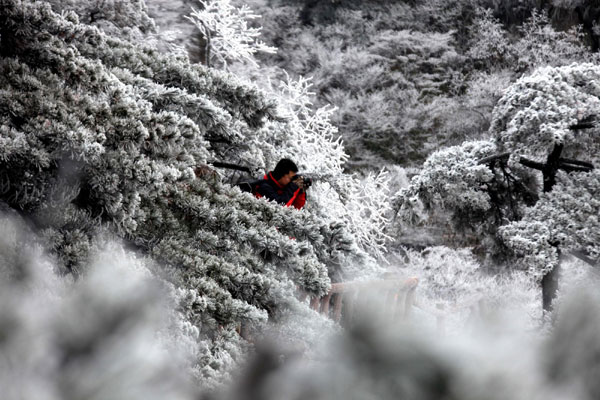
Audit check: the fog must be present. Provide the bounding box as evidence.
[1,210,599,400]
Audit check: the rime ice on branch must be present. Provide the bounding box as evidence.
[0,0,361,384]
[396,63,599,311]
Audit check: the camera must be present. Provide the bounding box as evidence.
[303,176,313,188]
[293,174,313,188]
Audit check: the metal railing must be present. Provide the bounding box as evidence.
[237,277,489,339]
[305,277,488,333]
[305,277,419,323]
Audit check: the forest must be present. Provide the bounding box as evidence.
[0,0,599,398]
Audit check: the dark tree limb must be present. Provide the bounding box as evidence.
[542,256,561,313]
[542,143,564,193]
[478,153,546,171]
[570,249,600,268]
[519,157,545,171]
[209,161,252,173]
[477,152,510,165]
[569,122,596,130]
[569,114,597,130]
[478,153,594,173]
[559,157,594,169]
[558,164,594,173]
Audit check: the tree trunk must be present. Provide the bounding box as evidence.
[542,143,563,193]
[540,143,563,312]
[542,254,560,313]
[300,0,320,25]
[575,6,600,53]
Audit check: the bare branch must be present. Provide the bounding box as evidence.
[559,158,594,169]
[518,157,545,171]
[569,114,597,130]
[476,152,510,165]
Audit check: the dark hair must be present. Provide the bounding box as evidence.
[272,158,298,180]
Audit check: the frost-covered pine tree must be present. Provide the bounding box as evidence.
[394,139,537,257]
[492,63,600,310]
[43,0,157,40]
[0,0,360,388]
[396,63,599,311]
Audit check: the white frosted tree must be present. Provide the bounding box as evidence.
[0,0,360,389]
[43,0,157,41]
[186,0,276,68]
[491,63,600,310]
[183,2,396,267]
[468,8,594,73]
[396,63,599,312]
[263,74,393,264]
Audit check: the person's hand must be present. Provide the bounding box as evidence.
[293,176,306,190]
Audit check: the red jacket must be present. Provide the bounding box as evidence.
[254,172,306,209]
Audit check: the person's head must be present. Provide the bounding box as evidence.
[272,158,298,186]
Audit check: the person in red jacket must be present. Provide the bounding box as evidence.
[254,159,307,209]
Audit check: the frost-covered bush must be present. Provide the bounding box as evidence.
[498,220,560,278]
[316,25,464,165]
[409,71,513,148]
[0,213,196,399]
[392,246,539,332]
[512,11,593,72]
[268,75,348,177]
[467,9,512,69]
[468,9,593,73]
[400,247,497,304]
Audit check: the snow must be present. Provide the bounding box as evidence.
[1,0,600,399]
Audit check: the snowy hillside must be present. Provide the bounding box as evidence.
[1,0,599,399]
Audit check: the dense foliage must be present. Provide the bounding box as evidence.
[397,63,599,282]
[2,0,600,397]
[231,0,596,168]
[0,0,361,387]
